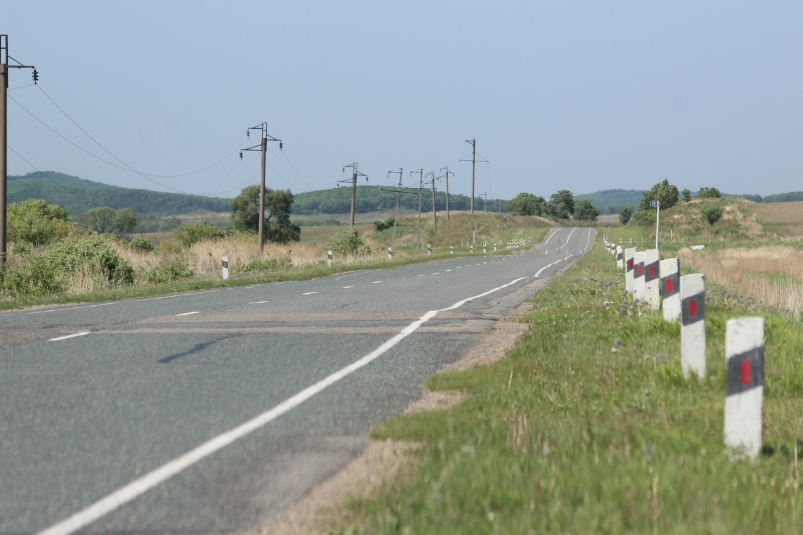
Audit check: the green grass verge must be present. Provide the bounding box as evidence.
[0,228,548,312]
[341,233,803,534]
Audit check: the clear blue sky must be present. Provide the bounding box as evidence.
[4,1,802,200]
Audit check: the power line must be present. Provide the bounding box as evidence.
[6,144,82,197]
[36,84,244,178]
[280,150,315,191]
[205,160,243,196]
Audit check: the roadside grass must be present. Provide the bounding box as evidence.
[0,230,547,312]
[339,235,803,534]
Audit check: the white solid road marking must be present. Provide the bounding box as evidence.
[433,273,439,275]
[36,276,529,535]
[176,312,199,316]
[48,332,90,342]
[372,281,382,284]
[342,286,354,289]
[302,292,317,295]
[28,290,221,315]
[249,301,268,304]
[534,255,573,278]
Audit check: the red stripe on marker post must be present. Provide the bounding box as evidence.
[680,274,706,381]
[625,248,636,295]
[659,258,680,321]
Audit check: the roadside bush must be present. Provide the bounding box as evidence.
[7,199,72,245]
[129,237,154,253]
[618,206,632,225]
[156,238,184,254]
[700,202,723,225]
[234,257,282,274]
[325,228,369,255]
[173,223,224,247]
[1,235,134,296]
[373,216,395,232]
[144,256,194,284]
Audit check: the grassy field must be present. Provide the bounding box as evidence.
[752,201,803,237]
[332,233,803,534]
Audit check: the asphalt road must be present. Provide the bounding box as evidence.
[0,226,593,535]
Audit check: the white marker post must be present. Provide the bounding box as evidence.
[633,251,645,302]
[388,247,393,260]
[616,246,624,270]
[450,245,454,254]
[724,317,764,459]
[625,247,636,294]
[221,256,229,280]
[494,244,497,252]
[644,249,660,310]
[681,274,706,381]
[427,244,432,256]
[327,250,333,267]
[470,245,474,254]
[659,258,680,321]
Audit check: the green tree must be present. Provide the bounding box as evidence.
[640,179,679,211]
[80,206,116,234]
[114,208,138,235]
[373,216,395,232]
[697,187,722,199]
[230,185,300,243]
[700,202,723,224]
[573,199,599,221]
[7,199,72,245]
[619,206,632,225]
[325,228,368,255]
[506,192,547,216]
[548,190,575,219]
[682,188,692,203]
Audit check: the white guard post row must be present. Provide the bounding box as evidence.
[222,256,229,280]
[660,258,680,320]
[643,249,660,310]
[633,252,645,302]
[724,317,764,459]
[625,247,636,294]
[681,274,706,381]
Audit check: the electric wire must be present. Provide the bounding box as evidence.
[204,160,243,196]
[280,150,315,191]
[36,84,244,178]
[6,144,83,198]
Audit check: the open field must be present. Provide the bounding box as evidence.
[752,201,803,237]
[332,234,803,534]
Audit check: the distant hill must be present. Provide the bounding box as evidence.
[8,171,231,215]
[575,189,644,214]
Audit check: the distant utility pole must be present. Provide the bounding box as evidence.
[440,166,453,221]
[460,138,488,214]
[387,168,403,253]
[425,171,439,230]
[243,122,282,252]
[340,162,367,227]
[410,169,423,249]
[0,35,36,266]
[479,192,488,211]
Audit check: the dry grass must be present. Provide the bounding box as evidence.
[678,245,803,315]
[752,201,803,236]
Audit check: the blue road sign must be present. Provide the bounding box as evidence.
[650,200,659,207]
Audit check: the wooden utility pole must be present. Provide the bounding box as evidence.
[243,122,281,252]
[440,166,453,221]
[426,171,438,230]
[410,169,423,249]
[0,36,36,266]
[340,162,367,228]
[460,139,488,216]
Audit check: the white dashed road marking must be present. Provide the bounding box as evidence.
[372,281,382,284]
[176,312,199,316]
[342,286,354,289]
[249,301,268,305]
[48,332,90,342]
[302,292,317,295]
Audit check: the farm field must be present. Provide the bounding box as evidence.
[752,201,803,237]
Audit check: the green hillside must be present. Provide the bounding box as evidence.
[291,185,503,215]
[8,171,231,215]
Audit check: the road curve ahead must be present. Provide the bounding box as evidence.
[0,227,593,534]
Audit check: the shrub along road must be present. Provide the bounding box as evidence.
[0,227,592,534]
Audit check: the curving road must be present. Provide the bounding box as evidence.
[0,227,593,535]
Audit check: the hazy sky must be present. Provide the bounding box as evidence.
[4,2,802,200]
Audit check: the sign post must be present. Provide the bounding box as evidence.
[650,200,660,249]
